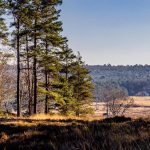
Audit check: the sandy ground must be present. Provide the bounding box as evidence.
[93,96,150,118]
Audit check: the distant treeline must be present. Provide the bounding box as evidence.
[86,65,150,99]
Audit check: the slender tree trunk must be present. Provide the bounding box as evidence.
[26,34,32,115]
[106,101,109,118]
[45,70,48,114]
[64,57,68,99]
[76,67,80,117]
[33,19,37,114]
[17,18,21,117]
[45,40,48,114]
[31,73,34,114]
[65,57,68,81]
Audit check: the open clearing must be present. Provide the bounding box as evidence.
[93,96,150,118]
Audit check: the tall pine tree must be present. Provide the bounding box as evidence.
[59,45,76,115]
[71,52,94,116]
[38,0,67,114]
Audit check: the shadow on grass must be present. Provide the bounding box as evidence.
[0,116,150,150]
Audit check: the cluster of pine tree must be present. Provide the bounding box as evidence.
[0,0,93,116]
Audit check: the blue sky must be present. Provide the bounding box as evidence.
[60,0,150,65]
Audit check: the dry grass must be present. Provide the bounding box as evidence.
[29,114,83,121]
[0,114,102,128]
[123,96,150,118]
[132,96,150,106]
[0,97,150,149]
[0,116,150,150]
[94,96,150,118]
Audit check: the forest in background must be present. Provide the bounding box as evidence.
[87,65,150,100]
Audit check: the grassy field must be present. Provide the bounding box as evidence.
[0,115,150,150]
[94,96,150,118]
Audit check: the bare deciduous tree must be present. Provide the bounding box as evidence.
[0,52,15,111]
[101,85,134,117]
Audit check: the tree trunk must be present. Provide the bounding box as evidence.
[17,18,21,117]
[106,101,109,118]
[33,19,37,114]
[45,71,48,114]
[45,40,48,114]
[65,57,68,81]
[26,34,32,115]
[76,68,80,117]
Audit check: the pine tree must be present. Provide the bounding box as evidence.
[19,2,33,115]
[38,49,62,113]
[23,0,47,114]
[58,45,76,115]
[71,52,94,116]
[8,0,26,117]
[38,0,67,114]
[8,0,33,116]
[60,46,76,81]
[30,0,40,114]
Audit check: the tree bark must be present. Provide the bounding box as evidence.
[17,18,21,117]
[45,40,48,114]
[26,34,32,115]
[33,19,37,114]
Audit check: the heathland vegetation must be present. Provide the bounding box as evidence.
[0,115,150,150]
